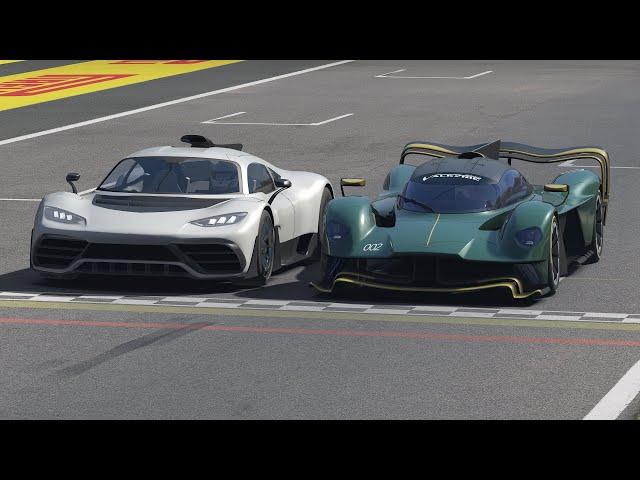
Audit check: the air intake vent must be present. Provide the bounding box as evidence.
[177,243,242,273]
[34,237,87,268]
[82,244,178,261]
[93,195,229,212]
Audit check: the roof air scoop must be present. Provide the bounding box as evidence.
[180,135,243,151]
[458,139,502,160]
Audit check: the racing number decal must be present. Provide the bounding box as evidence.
[363,243,383,252]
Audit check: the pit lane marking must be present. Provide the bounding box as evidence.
[203,112,353,126]
[376,68,493,79]
[584,359,640,420]
[0,60,355,146]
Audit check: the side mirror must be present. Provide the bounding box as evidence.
[66,172,80,194]
[340,178,366,196]
[275,178,292,188]
[544,183,568,193]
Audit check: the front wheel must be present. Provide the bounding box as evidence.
[313,187,334,261]
[247,210,275,286]
[586,194,604,263]
[546,216,561,294]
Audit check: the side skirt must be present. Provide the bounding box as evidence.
[275,233,318,269]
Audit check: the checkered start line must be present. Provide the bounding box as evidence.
[1,291,639,324]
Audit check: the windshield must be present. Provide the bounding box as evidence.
[98,157,240,194]
[399,170,532,214]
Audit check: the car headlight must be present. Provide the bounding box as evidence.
[44,206,86,225]
[190,212,247,227]
[515,227,543,247]
[326,221,350,241]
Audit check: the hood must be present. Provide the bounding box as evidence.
[380,211,488,256]
[353,207,516,260]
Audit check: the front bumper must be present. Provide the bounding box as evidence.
[311,256,547,299]
[31,232,250,280]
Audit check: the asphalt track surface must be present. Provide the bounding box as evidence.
[1,60,640,419]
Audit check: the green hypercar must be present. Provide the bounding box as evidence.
[312,140,610,299]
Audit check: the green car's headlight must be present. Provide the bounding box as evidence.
[326,221,350,244]
[44,206,86,225]
[515,227,543,247]
[191,212,247,227]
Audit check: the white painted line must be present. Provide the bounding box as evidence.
[581,312,628,319]
[194,302,243,308]
[31,295,77,302]
[448,311,496,318]
[366,308,412,315]
[375,69,407,77]
[0,198,40,202]
[244,299,290,306]
[0,60,355,147]
[77,295,124,300]
[498,309,544,316]
[537,314,585,321]
[205,111,247,122]
[279,305,326,312]
[465,71,494,79]
[311,113,354,126]
[160,296,210,303]
[376,68,493,80]
[112,299,159,305]
[412,306,458,312]
[584,359,640,420]
[328,303,374,309]
[203,112,353,126]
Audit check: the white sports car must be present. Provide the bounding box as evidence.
[31,135,334,285]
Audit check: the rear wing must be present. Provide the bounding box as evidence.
[400,140,610,208]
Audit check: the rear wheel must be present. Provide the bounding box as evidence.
[586,194,604,263]
[546,216,561,294]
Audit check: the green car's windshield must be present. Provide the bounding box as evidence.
[399,170,532,214]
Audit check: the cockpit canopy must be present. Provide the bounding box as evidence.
[399,157,533,213]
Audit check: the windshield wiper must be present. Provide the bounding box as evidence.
[398,195,435,213]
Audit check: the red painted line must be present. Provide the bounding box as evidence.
[1,316,640,347]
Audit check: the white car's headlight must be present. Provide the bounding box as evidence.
[190,212,247,227]
[44,206,86,225]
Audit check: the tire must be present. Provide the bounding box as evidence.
[546,216,561,294]
[249,210,276,286]
[586,193,604,263]
[313,187,334,260]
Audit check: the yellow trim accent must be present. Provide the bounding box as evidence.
[311,272,543,299]
[0,60,23,65]
[544,183,569,192]
[340,178,366,186]
[426,213,440,246]
[405,143,458,156]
